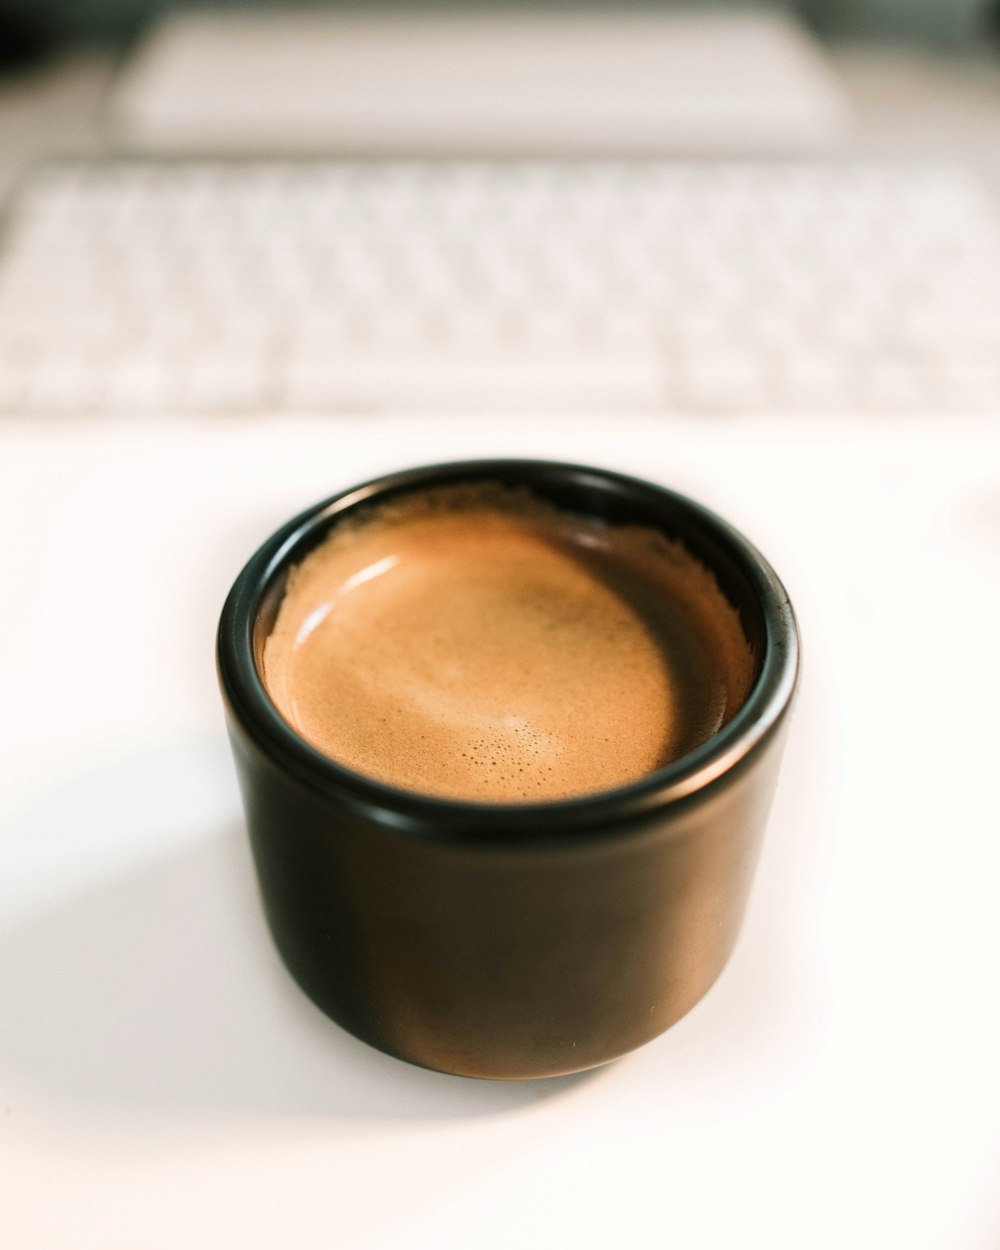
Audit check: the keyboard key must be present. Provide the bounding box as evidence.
[283,350,664,411]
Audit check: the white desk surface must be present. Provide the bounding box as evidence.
[1,411,998,1249]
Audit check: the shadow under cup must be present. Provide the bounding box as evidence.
[218,460,799,1080]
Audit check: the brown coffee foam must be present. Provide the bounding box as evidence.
[262,483,754,802]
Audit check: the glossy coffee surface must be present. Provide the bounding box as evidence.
[262,483,754,801]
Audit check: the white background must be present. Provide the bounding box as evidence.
[1,411,998,1248]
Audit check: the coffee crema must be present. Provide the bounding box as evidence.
[262,483,754,803]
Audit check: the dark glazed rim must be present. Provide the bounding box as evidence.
[217,460,799,842]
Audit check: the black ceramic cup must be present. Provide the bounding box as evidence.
[218,460,798,1080]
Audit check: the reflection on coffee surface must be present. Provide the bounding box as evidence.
[262,483,754,802]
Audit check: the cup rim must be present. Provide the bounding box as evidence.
[217,458,799,841]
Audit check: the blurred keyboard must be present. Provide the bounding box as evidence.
[2,159,1000,413]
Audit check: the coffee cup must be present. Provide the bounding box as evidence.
[217,460,799,1079]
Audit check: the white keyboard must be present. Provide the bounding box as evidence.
[2,159,1000,414]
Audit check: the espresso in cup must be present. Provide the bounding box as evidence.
[220,461,798,1077]
[262,483,755,802]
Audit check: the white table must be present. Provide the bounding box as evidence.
[1,411,998,1248]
